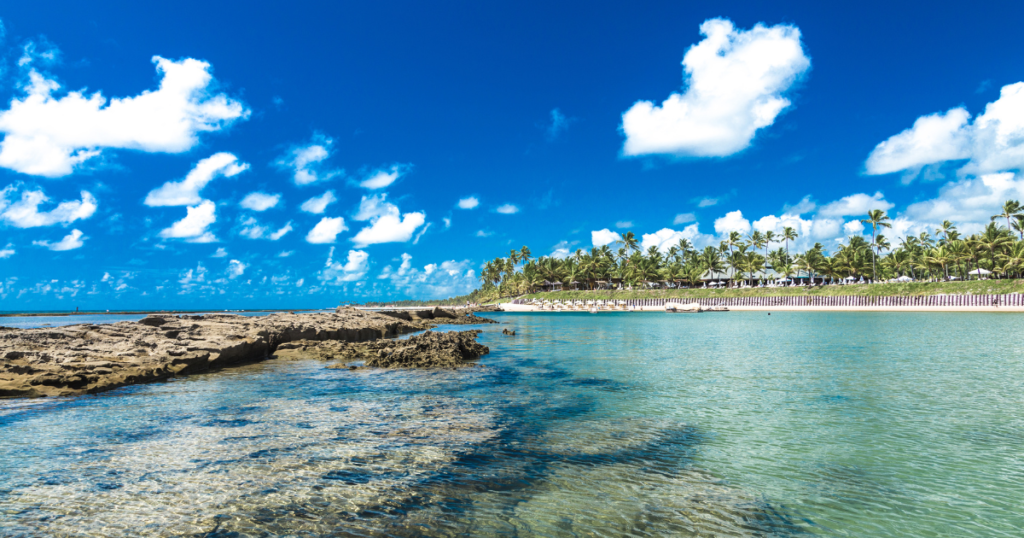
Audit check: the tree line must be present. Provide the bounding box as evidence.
[478,201,1024,298]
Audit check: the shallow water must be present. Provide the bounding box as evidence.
[2,311,1023,536]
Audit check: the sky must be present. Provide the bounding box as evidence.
[2,0,1024,310]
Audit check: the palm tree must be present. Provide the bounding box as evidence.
[616,231,639,254]
[992,200,1022,232]
[935,220,957,245]
[1012,215,1024,240]
[519,246,532,264]
[782,226,798,261]
[860,209,892,280]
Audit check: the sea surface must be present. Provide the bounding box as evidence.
[1,311,1023,536]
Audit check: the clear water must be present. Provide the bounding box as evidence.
[1,311,1023,536]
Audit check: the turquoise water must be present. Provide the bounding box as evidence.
[1,312,1023,536]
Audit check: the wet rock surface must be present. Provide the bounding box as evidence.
[0,309,495,399]
[275,330,489,369]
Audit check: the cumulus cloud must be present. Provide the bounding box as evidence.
[32,228,84,251]
[713,210,751,235]
[159,199,217,242]
[0,186,96,227]
[903,172,1024,231]
[239,191,280,211]
[238,216,267,239]
[550,240,577,259]
[475,230,493,238]
[300,190,337,214]
[350,194,426,247]
[0,245,14,258]
[377,253,477,299]
[0,56,249,177]
[145,152,248,206]
[457,196,479,209]
[816,192,893,217]
[591,228,622,248]
[321,247,369,283]
[352,213,426,247]
[673,212,696,224]
[641,226,713,252]
[359,164,408,189]
[275,133,341,185]
[306,216,347,244]
[227,259,246,278]
[615,220,633,229]
[496,204,519,214]
[866,82,1024,179]
[211,247,228,258]
[621,18,810,158]
[843,220,865,235]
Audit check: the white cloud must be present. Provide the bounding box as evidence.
[211,247,228,258]
[352,212,426,247]
[697,197,719,208]
[816,192,893,218]
[296,278,304,287]
[641,225,714,252]
[377,254,477,298]
[496,204,519,214]
[783,195,816,215]
[475,230,493,238]
[239,191,280,211]
[615,220,633,229]
[443,217,451,228]
[0,56,249,178]
[238,216,267,239]
[866,82,1024,178]
[843,220,865,235]
[276,133,341,185]
[306,216,347,244]
[713,210,751,235]
[145,152,248,206]
[903,172,1024,229]
[159,199,216,242]
[32,228,84,251]
[591,228,622,248]
[321,247,369,283]
[0,245,14,258]
[269,221,292,240]
[300,190,336,214]
[359,164,408,189]
[348,194,426,247]
[673,212,696,224]
[457,196,479,209]
[749,212,842,250]
[550,240,576,259]
[0,186,96,227]
[227,259,246,278]
[865,108,971,177]
[621,18,810,157]
[277,250,293,258]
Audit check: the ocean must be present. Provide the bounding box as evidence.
[1,311,1022,536]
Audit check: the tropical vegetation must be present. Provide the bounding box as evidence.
[475,202,1024,300]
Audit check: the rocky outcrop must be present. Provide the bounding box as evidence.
[362,330,488,368]
[0,310,423,399]
[274,330,489,369]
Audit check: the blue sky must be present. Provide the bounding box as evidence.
[2,1,1024,309]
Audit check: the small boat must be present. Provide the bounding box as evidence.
[705,305,729,312]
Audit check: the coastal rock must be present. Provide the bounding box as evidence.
[362,330,489,369]
[0,310,419,399]
[378,308,498,326]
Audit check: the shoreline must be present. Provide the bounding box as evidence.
[498,303,1024,313]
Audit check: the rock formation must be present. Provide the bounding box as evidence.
[0,308,495,399]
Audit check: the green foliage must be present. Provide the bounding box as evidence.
[358,202,1024,304]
